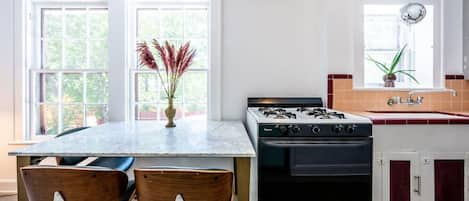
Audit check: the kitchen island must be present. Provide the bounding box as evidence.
[9,120,256,201]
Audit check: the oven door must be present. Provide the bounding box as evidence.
[258,137,373,201]
[259,137,373,176]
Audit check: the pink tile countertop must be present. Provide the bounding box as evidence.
[350,111,469,125]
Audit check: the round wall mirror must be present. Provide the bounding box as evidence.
[400,3,427,24]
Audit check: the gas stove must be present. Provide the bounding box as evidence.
[246,97,373,201]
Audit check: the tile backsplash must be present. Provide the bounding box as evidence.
[328,74,469,112]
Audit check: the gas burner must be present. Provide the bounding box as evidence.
[314,112,346,119]
[261,108,297,119]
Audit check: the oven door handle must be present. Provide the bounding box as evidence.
[261,140,370,148]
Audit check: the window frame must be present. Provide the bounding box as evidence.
[354,0,444,90]
[27,1,109,141]
[129,2,211,121]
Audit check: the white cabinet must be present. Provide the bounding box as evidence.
[373,125,469,201]
[376,152,469,201]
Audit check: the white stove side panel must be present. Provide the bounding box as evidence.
[246,111,258,201]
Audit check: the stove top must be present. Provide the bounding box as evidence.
[249,107,372,124]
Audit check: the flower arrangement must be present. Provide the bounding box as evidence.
[137,40,196,127]
[367,44,419,87]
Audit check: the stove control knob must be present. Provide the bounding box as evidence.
[332,125,344,133]
[311,126,321,134]
[278,125,289,135]
[292,126,301,133]
[346,125,357,133]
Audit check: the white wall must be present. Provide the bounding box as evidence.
[464,0,469,78]
[0,0,26,195]
[324,0,465,75]
[221,0,327,120]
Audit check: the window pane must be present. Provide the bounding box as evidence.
[137,9,160,40]
[37,104,58,135]
[136,73,158,102]
[63,105,84,131]
[184,9,208,38]
[64,39,87,69]
[364,15,399,50]
[86,73,108,104]
[89,9,108,39]
[37,73,58,103]
[190,39,208,69]
[363,4,434,88]
[161,9,184,38]
[135,5,209,120]
[183,72,207,103]
[86,105,108,126]
[136,104,157,120]
[65,9,86,39]
[43,39,62,69]
[42,9,62,39]
[62,73,83,103]
[184,103,207,120]
[89,39,109,69]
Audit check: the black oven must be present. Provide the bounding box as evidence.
[258,128,373,201]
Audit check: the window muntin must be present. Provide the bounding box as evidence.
[133,5,209,121]
[363,4,435,88]
[31,6,109,136]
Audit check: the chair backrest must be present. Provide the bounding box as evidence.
[55,127,90,165]
[135,168,233,201]
[21,166,128,201]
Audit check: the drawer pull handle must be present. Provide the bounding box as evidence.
[413,176,421,195]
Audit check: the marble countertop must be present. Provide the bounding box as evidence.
[9,120,256,158]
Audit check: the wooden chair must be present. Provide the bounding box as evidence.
[21,166,135,201]
[135,168,234,201]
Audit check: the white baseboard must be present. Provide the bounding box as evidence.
[0,179,17,196]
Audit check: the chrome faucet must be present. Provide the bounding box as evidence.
[387,89,457,106]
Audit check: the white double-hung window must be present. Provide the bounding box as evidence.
[130,1,210,121]
[22,0,219,140]
[356,0,443,89]
[29,1,109,137]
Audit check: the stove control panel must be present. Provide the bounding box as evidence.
[259,124,372,137]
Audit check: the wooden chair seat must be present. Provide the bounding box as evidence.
[21,166,134,201]
[135,167,234,201]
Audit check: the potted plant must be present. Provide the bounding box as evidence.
[137,40,196,128]
[367,44,419,87]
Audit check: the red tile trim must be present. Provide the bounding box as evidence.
[328,74,353,79]
[328,79,333,94]
[428,119,450,124]
[407,119,429,124]
[327,94,333,109]
[445,75,465,80]
[368,118,469,125]
[385,119,407,124]
[449,119,469,124]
